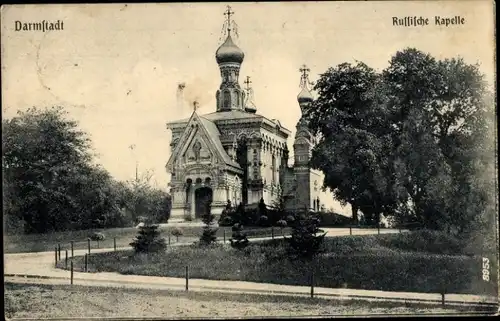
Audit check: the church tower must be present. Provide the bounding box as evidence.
[215,7,246,112]
[293,65,314,211]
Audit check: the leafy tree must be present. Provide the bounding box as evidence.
[303,48,494,235]
[285,212,326,259]
[2,106,108,233]
[130,221,167,253]
[304,62,397,226]
[199,201,218,246]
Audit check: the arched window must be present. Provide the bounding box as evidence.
[272,155,276,183]
[223,90,231,109]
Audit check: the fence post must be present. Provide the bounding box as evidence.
[70,260,74,285]
[114,237,117,251]
[377,225,380,235]
[168,235,171,245]
[71,241,74,258]
[58,244,61,260]
[97,240,99,249]
[349,226,352,235]
[441,292,445,306]
[84,254,88,272]
[271,226,274,240]
[185,266,189,291]
[87,238,91,254]
[55,246,58,267]
[65,250,68,269]
[223,228,226,243]
[310,270,314,298]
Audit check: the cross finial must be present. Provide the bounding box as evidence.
[299,64,311,89]
[193,100,199,111]
[224,6,234,35]
[244,76,252,91]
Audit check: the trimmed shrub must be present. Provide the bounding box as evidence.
[171,227,183,242]
[276,219,287,228]
[258,215,269,227]
[230,223,249,250]
[286,213,326,259]
[89,232,105,241]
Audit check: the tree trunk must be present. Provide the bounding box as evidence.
[351,205,358,223]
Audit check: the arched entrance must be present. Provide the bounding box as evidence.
[194,187,213,218]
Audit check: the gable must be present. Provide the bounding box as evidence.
[166,111,240,172]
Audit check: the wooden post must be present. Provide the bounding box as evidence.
[441,292,445,306]
[168,235,171,245]
[71,241,74,258]
[97,240,100,249]
[310,270,314,298]
[87,238,91,254]
[114,237,117,251]
[84,254,88,272]
[58,244,61,260]
[65,250,68,269]
[350,227,352,235]
[271,226,274,240]
[185,266,189,291]
[70,261,74,285]
[223,229,226,243]
[377,225,380,235]
[55,246,58,267]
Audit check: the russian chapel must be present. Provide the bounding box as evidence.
[166,7,350,219]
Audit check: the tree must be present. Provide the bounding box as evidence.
[303,48,494,235]
[304,62,397,226]
[285,212,326,259]
[2,106,112,233]
[199,201,218,246]
[130,222,167,253]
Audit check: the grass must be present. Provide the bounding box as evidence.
[61,230,498,297]
[4,224,291,253]
[6,282,488,319]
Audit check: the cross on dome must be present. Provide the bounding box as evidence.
[244,76,252,90]
[224,5,234,35]
[299,64,311,89]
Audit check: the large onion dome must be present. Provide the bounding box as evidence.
[215,35,244,64]
[297,87,314,104]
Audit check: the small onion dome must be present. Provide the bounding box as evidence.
[216,35,244,64]
[297,87,314,104]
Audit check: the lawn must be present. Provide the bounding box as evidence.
[5,282,480,319]
[4,224,291,253]
[60,230,498,297]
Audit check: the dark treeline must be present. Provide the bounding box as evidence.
[3,106,171,234]
[303,48,495,238]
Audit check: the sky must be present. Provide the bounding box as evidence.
[1,1,495,189]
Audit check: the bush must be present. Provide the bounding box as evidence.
[89,232,105,241]
[130,223,166,253]
[276,219,287,228]
[230,223,249,250]
[218,215,233,227]
[258,215,269,227]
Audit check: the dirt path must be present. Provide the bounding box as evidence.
[5,282,470,319]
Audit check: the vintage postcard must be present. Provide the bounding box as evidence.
[2,1,498,319]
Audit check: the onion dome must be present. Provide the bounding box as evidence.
[216,35,244,64]
[297,87,314,104]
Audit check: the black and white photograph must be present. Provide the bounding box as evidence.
[2,1,498,319]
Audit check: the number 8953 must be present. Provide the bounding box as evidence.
[482,257,490,282]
